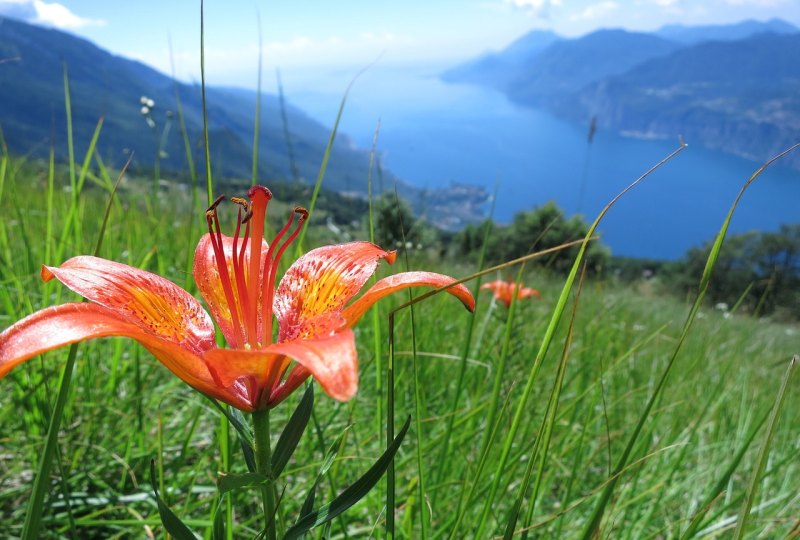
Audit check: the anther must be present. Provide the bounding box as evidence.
[231,196,253,223]
[206,194,226,213]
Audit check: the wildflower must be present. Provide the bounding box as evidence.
[481,279,540,308]
[0,186,475,411]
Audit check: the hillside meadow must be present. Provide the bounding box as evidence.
[0,135,798,540]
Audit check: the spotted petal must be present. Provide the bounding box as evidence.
[342,271,476,327]
[0,303,250,409]
[274,242,396,341]
[43,256,215,352]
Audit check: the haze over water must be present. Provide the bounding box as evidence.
[286,65,800,260]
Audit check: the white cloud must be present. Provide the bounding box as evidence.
[570,1,620,20]
[0,0,105,29]
[506,0,562,16]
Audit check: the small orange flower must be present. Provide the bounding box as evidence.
[481,279,540,308]
[0,186,475,411]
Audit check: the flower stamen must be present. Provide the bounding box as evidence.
[206,199,245,347]
[231,198,255,344]
[261,207,308,345]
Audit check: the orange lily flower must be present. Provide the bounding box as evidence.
[0,186,474,411]
[481,279,540,308]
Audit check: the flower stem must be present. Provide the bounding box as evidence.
[253,408,277,540]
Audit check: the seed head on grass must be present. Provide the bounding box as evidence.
[0,185,475,412]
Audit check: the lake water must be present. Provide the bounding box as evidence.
[285,65,800,260]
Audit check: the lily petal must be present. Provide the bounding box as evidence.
[341,271,476,327]
[0,303,250,409]
[43,256,215,353]
[203,328,358,407]
[268,329,358,403]
[193,233,269,346]
[274,242,395,341]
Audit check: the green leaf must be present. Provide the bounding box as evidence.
[211,497,226,540]
[283,416,411,540]
[230,407,258,473]
[299,424,353,519]
[217,471,269,495]
[149,460,198,540]
[206,397,256,472]
[272,384,314,477]
[733,356,797,540]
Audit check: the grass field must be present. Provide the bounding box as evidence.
[0,131,798,540]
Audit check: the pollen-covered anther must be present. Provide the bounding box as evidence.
[231,197,253,223]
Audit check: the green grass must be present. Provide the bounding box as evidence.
[0,151,798,538]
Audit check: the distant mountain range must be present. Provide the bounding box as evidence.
[443,18,800,169]
[0,16,391,194]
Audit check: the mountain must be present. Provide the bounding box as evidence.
[569,32,800,169]
[0,16,387,193]
[655,18,798,44]
[443,19,800,169]
[444,29,680,107]
[502,30,680,107]
[441,30,561,87]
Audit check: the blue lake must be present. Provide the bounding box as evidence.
[285,66,800,260]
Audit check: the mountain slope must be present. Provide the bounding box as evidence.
[441,30,561,87]
[442,19,800,169]
[0,16,382,192]
[569,32,800,168]
[655,18,798,44]
[503,29,681,109]
[444,28,680,107]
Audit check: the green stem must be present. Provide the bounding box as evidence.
[253,408,277,540]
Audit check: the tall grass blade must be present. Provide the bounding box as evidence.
[579,143,799,539]
[251,9,263,186]
[475,142,687,537]
[169,36,201,289]
[387,310,398,539]
[732,356,797,539]
[681,411,769,538]
[395,191,428,538]
[294,63,373,255]
[200,0,213,206]
[434,180,498,484]
[63,64,75,193]
[512,264,588,539]
[149,460,198,540]
[277,69,301,184]
[366,119,384,440]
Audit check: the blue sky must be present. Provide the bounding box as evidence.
[1,0,799,89]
